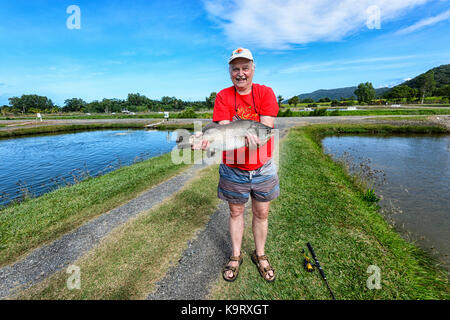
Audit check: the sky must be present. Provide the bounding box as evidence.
[0,0,449,106]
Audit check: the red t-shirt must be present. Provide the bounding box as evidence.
[212,83,279,171]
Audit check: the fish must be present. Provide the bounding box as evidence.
[176,120,274,154]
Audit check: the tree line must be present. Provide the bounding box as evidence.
[356,71,449,104]
[1,92,218,115]
[282,70,449,107]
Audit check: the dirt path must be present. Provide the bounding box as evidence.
[146,200,233,300]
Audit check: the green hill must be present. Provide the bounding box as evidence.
[289,64,450,102]
[399,64,450,89]
[295,86,389,101]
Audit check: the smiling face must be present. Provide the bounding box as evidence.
[229,58,254,93]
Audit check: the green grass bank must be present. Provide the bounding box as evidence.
[278,108,450,117]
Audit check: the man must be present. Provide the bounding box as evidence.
[194,48,279,282]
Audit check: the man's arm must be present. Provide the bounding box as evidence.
[260,115,275,128]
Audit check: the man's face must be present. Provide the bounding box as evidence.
[229,58,254,92]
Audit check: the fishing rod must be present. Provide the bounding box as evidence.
[306,242,336,300]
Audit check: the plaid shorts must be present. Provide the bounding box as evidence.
[218,159,280,204]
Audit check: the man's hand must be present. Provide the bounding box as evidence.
[244,115,274,148]
[191,132,210,150]
[245,133,261,149]
[245,116,274,149]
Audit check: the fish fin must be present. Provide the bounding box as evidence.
[206,149,216,158]
[202,121,221,133]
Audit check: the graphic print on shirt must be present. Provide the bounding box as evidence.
[235,104,259,121]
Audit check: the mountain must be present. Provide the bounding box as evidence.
[289,64,450,102]
[295,86,390,101]
[397,64,450,89]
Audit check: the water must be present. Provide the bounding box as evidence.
[322,134,450,268]
[0,129,176,207]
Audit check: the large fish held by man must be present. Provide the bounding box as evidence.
[176,120,274,155]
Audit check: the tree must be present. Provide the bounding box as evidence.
[205,92,217,109]
[8,94,54,113]
[161,96,172,105]
[416,71,436,104]
[434,84,450,98]
[85,100,104,113]
[354,82,376,104]
[1,105,11,116]
[101,98,112,113]
[277,95,283,107]
[385,85,416,102]
[331,99,339,107]
[110,98,124,113]
[63,98,86,112]
[8,97,22,113]
[178,107,196,118]
[288,96,299,107]
[127,93,150,106]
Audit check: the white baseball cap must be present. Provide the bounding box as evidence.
[228,48,254,64]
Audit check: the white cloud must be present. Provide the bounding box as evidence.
[395,9,450,34]
[203,0,431,48]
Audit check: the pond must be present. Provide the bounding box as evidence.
[322,134,450,268]
[0,129,177,207]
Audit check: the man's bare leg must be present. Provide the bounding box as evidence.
[251,199,274,280]
[224,202,245,280]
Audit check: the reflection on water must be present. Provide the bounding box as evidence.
[322,134,450,268]
[0,129,177,207]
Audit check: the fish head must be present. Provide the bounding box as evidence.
[176,131,193,149]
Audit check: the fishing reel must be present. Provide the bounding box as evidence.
[302,249,316,272]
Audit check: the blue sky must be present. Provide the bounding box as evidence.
[0,0,449,106]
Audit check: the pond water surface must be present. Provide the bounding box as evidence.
[0,129,176,207]
[322,134,449,268]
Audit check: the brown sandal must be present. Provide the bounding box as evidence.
[222,254,243,282]
[251,250,276,282]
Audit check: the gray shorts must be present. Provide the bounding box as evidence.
[218,159,280,204]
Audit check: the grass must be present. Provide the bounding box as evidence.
[0,152,189,267]
[0,112,213,121]
[209,123,449,300]
[277,108,450,117]
[368,116,430,121]
[14,164,220,300]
